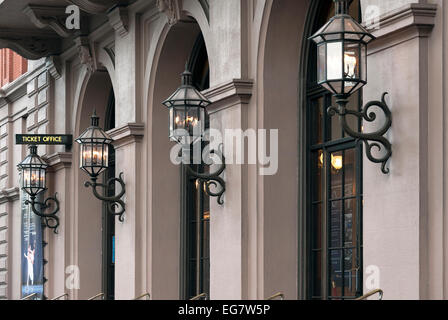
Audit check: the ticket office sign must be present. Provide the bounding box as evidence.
[16,134,73,146]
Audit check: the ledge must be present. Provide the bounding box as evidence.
[108,123,145,149]
[367,3,437,52]
[0,187,19,204]
[203,79,254,114]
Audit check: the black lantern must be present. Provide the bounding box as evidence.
[17,145,60,232]
[162,67,211,145]
[76,112,126,221]
[310,0,375,97]
[162,67,226,205]
[76,111,112,177]
[18,145,47,196]
[309,0,392,174]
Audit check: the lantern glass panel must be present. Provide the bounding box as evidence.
[344,18,358,33]
[361,44,367,82]
[324,33,342,41]
[325,17,343,34]
[80,142,109,176]
[327,41,343,80]
[174,107,187,132]
[22,167,46,196]
[343,42,360,93]
[318,44,326,82]
[169,107,174,134]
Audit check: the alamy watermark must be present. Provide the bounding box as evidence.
[170,127,279,176]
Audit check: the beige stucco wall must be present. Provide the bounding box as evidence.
[0,0,445,300]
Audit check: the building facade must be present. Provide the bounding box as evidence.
[0,0,445,300]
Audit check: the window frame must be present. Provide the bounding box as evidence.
[303,0,364,300]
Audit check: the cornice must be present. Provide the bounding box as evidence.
[44,152,73,172]
[203,79,254,114]
[0,187,20,204]
[108,123,145,149]
[367,3,437,53]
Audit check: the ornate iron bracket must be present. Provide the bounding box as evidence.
[184,144,226,205]
[84,172,126,222]
[328,92,392,174]
[25,193,60,233]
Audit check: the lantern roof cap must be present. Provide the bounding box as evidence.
[75,112,113,144]
[309,13,376,45]
[162,66,211,108]
[17,145,48,169]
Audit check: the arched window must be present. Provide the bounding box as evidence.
[182,33,210,299]
[306,0,363,300]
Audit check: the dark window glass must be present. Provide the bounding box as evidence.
[102,89,115,300]
[307,0,363,300]
[184,33,210,299]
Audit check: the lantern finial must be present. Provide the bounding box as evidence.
[91,109,99,127]
[334,0,350,15]
[29,145,37,155]
[181,63,193,86]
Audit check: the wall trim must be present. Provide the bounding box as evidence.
[108,122,145,149]
[0,187,19,204]
[45,152,73,172]
[203,79,254,114]
[368,3,437,54]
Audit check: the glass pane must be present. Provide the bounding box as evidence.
[318,44,326,82]
[329,80,342,95]
[329,200,342,248]
[344,199,357,247]
[329,249,343,299]
[344,149,357,197]
[326,42,342,80]
[330,151,343,198]
[312,251,322,298]
[344,248,359,297]
[330,99,343,141]
[361,44,367,81]
[344,43,360,80]
[324,17,343,33]
[174,107,186,131]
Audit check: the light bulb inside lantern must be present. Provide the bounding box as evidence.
[344,52,357,78]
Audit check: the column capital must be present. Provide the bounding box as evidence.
[203,79,254,114]
[108,123,145,149]
[0,187,19,204]
[44,152,73,172]
[367,3,437,52]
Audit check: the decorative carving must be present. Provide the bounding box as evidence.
[23,5,83,38]
[157,0,181,25]
[108,6,129,37]
[0,31,61,60]
[74,37,95,73]
[46,56,62,80]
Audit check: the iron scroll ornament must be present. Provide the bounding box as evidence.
[328,92,392,174]
[84,172,126,222]
[183,144,226,205]
[25,193,60,233]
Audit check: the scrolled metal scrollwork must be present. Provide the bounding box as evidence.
[328,92,392,174]
[184,144,226,205]
[25,193,60,233]
[84,172,126,221]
